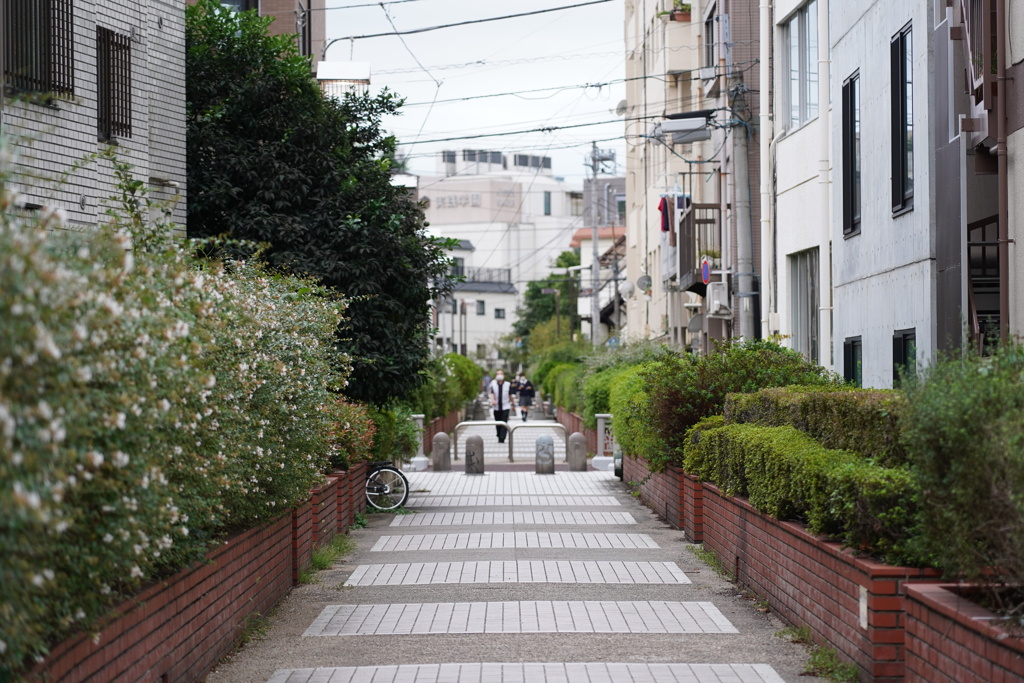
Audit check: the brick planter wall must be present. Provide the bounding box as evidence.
[681,471,703,542]
[904,584,1024,682]
[311,476,339,548]
[348,461,368,519]
[556,407,597,454]
[291,499,313,585]
[700,482,939,681]
[424,407,464,455]
[622,455,684,530]
[32,515,293,683]
[334,469,351,529]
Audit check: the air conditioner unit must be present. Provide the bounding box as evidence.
[705,281,732,319]
[699,66,717,81]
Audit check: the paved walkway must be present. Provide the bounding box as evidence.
[208,466,820,683]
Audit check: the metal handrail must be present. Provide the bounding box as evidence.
[452,420,569,463]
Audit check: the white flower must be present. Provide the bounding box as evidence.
[158,399,171,413]
[85,451,104,468]
[42,569,54,581]
[103,533,113,543]
[204,375,216,389]
[31,573,45,587]
[130,565,142,579]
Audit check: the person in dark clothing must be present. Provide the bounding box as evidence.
[517,376,535,421]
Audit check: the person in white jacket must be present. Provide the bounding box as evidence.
[488,371,514,443]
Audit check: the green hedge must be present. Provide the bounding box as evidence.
[725,386,907,466]
[683,422,921,565]
[552,363,585,414]
[609,364,667,462]
[531,342,584,390]
[641,340,839,470]
[409,353,483,421]
[581,365,633,429]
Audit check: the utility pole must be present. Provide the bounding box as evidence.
[731,89,756,340]
[589,142,615,347]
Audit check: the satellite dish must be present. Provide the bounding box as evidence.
[619,279,635,299]
[636,274,652,291]
[614,99,628,117]
[687,313,705,333]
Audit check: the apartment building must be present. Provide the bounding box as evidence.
[3,0,188,229]
[623,0,763,351]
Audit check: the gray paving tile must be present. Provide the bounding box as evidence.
[370,532,658,552]
[304,601,733,636]
[344,561,689,586]
[388,511,638,527]
[269,663,786,683]
[407,495,620,507]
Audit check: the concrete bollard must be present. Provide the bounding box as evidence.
[567,432,588,471]
[432,433,451,471]
[535,434,555,474]
[465,435,485,474]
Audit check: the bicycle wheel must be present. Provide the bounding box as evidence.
[365,466,410,511]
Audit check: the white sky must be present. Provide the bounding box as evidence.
[322,0,628,185]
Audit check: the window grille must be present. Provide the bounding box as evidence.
[3,0,75,95]
[97,27,132,141]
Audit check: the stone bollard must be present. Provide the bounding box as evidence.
[535,434,555,474]
[432,433,451,471]
[410,414,428,471]
[465,435,485,475]
[567,432,588,471]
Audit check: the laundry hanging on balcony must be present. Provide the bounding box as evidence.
[658,196,677,247]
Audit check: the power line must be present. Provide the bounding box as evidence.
[325,0,614,42]
[405,115,657,145]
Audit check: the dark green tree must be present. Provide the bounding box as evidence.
[513,250,580,345]
[185,0,456,405]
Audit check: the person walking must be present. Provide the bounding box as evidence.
[517,376,535,421]
[488,371,514,443]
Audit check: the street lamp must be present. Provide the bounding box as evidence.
[541,288,562,339]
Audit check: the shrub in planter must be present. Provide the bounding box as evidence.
[327,398,376,470]
[684,422,922,563]
[609,364,668,462]
[367,405,419,463]
[582,365,633,429]
[642,340,839,468]
[902,346,1024,611]
[725,385,907,466]
[407,353,482,421]
[531,342,584,389]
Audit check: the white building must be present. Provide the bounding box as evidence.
[418,150,584,309]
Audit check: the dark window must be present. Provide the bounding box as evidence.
[543,191,552,216]
[442,150,456,163]
[891,24,914,213]
[892,328,916,385]
[3,0,75,96]
[490,151,502,164]
[843,336,863,387]
[494,308,506,319]
[97,27,132,141]
[476,344,487,359]
[450,257,465,278]
[842,73,861,236]
[515,154,529,167]
[476,300,485,316]
[220,0,258,11]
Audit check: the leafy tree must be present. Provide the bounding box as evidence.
[513,250,579,350]
[185,0,456,405]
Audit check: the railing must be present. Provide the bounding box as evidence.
[678,203,722,293]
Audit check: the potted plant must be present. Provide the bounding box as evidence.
[670,2,692,22]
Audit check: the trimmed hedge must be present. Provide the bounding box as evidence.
[582,365,633,430]
[725,386,907,466]
[609,363,667,461]
[684,421,921,564]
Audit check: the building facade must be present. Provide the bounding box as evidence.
[3,0,188,230]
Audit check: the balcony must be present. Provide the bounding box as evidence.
[954,0,998,145]
[677,203,722,296]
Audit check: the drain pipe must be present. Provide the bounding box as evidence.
[759,0,773,337]
[818,0,832,364]
[996,0,1009,342]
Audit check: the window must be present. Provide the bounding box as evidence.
[703,7,717,68]
[891,23,913,213]
[782,1,819,130]
[892,329,916,385]
[476,344,487,359]
[616,194,627,225]
[842,73,861,236]
[442,150,456,163]
[843,337,863,387]
[97,27,132,141]
[476,300,485,316]
[543,191,552,216]
[570,192,584,217]
[3,0,75,96]
[494,308,506,319]
[790,249,819,363]
[450,257,465,278]
[220,0,258,11]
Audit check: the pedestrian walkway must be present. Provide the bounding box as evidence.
[453,414,567,463]
[207,468,819,683]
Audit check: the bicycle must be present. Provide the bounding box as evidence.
[364,461,410,511]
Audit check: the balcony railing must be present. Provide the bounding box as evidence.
[451,266,511,283]
[677,203,722,294]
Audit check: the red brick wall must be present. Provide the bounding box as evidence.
[904,584,1024,682]
[681,471,703,542]
[335,469,352,529]
[556,408,597,454]
[311,476,339,548]
[348,462,368,519]
[291,499,313,585]
[622,455,684,530]
[32,515,293,683]
[700,483,939,681]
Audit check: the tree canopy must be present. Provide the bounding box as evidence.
[513,250,580,351]
[185,0,456,405]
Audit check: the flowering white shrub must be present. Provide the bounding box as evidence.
[0,154,350,675]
